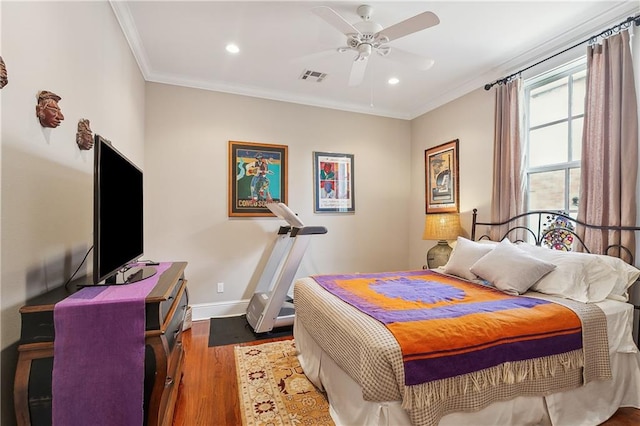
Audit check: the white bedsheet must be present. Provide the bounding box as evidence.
[295,298,640,426]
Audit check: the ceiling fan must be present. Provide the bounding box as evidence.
[312,4,440,86]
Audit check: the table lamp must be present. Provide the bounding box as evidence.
[422,213,462,268]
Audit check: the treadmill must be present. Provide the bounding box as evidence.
[246,202,327,333]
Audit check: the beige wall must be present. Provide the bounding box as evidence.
[1,0,145,345]
[1,2,145,423]
[409,88,496,268]
[143,83,412,314]
[141,81,497,319]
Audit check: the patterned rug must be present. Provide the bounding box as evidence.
[234,339,334,425]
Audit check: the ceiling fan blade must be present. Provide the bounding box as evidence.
[377,11,440,42]
[382,47,435,71]
[312,6,361,36]
[348,58,368,86]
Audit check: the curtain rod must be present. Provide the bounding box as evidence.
[484,14,640,90]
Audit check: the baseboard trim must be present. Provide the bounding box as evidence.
[191,299,249,320]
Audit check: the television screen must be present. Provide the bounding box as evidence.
[93,135,154,284]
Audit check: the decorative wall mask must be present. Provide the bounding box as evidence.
[76,118,94,150]
[36,90,64,128]
[0,56,7,89]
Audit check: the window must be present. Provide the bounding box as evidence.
[524,58,586,216]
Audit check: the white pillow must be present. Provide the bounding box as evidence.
[470,239,556,295]
[592,254,640,301]
[518,243,639,302]
[442,237,495,281]
[516,243,614,302]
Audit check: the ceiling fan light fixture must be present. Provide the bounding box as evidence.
[375,34,390,44]
[377,45,390,57]
[358,43,372,55]
[355,43,372,61]
[346,36,360,49]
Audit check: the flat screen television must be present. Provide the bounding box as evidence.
[92,134,156,285]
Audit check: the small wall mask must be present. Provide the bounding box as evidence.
[0,56,7,89]
[76,119,94,150]
[36,90,64,128]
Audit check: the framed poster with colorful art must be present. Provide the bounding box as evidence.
[228,141,288,217]
[425,139,459,214]
[313,151,355,213]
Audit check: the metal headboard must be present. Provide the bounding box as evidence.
[471,208,640,265]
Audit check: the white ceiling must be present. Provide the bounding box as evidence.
[111,1,639,120]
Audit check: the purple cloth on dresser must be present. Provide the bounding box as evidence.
[52,262,172,426]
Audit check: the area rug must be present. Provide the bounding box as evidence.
[234,339,334,425]
[209,315,293,347]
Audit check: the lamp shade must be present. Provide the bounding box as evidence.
[422,213,461,241]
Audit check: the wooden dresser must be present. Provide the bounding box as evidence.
[14,261,189,426]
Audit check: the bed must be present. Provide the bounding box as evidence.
[293,210,640,426]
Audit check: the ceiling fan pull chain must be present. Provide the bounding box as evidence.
[370,64,375,108]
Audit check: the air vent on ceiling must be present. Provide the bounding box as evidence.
[300,70,327,83]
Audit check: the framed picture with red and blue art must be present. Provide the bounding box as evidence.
[313,151,355,213]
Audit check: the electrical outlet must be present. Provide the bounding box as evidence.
[217,282,224,293]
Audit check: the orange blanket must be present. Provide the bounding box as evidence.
[312,270,582,385]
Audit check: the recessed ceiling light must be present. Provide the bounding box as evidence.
[388,77,400,85]
[225,43,240,54]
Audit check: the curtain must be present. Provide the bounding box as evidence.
[491,78,525,241]
[577,30,638,262]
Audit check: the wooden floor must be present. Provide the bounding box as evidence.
[172,320,640,426]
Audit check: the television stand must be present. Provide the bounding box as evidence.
[111,265,158,284]
[78,265,159,287]
[14,262,189,426]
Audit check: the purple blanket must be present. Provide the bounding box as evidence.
[52,263,171,426]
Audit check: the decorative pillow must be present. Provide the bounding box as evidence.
[517,243,639,302]
[469,239,556,295]
[442,237,495,281]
